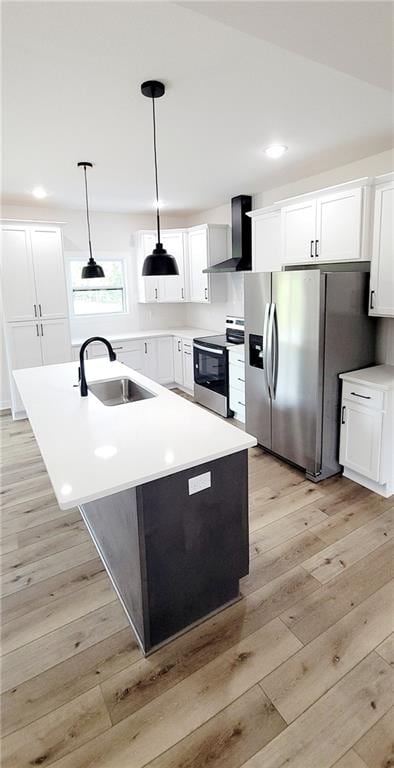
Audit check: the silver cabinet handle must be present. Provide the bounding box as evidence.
[113,346,123,351]
[154,288,158,300]
[315,239,319,258]
[177,340,181,352]
[237,377,245,383]
[204,287,208,300]
[370,290,375,310]
[236,359,244,363]
[184,351,191,356]
[350,391,371,400]
[238,401,245,407]
[34,304,37,317]
[181,288,184,299]
[40,324,44,336]
[36,324,39,337]
[310,240,314,258]
[144,342,147,353]
[38,303,42,316]
[341,405,346,424]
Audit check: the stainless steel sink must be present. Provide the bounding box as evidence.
[89,378,156,406]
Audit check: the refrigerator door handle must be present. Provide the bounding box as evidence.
[263,302,272,398]
[271,303,279,399]
[266,303,275,399]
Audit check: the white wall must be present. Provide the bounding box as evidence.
[185,148,394,360]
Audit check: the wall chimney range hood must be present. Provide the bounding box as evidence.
[203,195,252,273]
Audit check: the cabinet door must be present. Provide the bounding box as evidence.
[8,321,43,369]
[156,337,174,384]
[316,188,363,262]
[31,228,68,318]
[138,234,160,302]
[339,400,382,481]
[281,200,316,264]
[188,229,209,302]
[117,348,143,372]
[160,233,186,302]
[173,338,184,385]
[40,319,72,365]
[0,227,37,321]
[182,342,194,390]
[141,338,158,380]
[252,212,281,272]
[369,181,394,317]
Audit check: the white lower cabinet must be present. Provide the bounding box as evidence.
[182,341,194,390]
[155,337,174,384]
[173,337,184,385]
[228,345,245,423]
[339,370,393,497]
[40,320,72,365]
[8,319,72,416]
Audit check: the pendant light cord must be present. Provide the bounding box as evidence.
[151,96,161,244]
[82,164,94,261]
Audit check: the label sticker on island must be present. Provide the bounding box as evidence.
[188,471,211,495]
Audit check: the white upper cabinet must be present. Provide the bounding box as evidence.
[0,224,68,321]
[30,228,68,318]
[137,231,186,303]
[188,227,209,302]
[369,177,394,317]
[250,210,281,272]
[316,187,362,262]
[0,227,37,321]
[281,185,364,265]
[281,199,317,264]
[137,225,228,304]
[159,233,186,303]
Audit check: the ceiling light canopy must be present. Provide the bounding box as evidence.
[264,144,288,159]
[77,162,105,279]
[141,80,179,277]
[32,186,48,199]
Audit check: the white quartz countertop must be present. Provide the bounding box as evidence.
[340,365,394,391]
[71,328,220,347]
[14,359,256,510]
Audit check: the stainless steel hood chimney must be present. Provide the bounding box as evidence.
[203,195,252,273]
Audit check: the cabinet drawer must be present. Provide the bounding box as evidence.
[230,386,246,411]
[342,381,384,410]
[229,348,245,366]
[229,363,245,393]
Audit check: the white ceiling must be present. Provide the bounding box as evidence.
[2,1,393,214]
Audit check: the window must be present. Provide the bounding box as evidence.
[69,259,126,315]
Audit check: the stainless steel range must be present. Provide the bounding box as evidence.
[193,316,244,417]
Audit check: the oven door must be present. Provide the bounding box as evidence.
[193,343,227,397]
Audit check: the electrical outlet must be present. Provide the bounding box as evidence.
[188,471,211,495]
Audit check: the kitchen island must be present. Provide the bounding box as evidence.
[14,359,256,654]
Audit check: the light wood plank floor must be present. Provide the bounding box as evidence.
[1,409,393,768]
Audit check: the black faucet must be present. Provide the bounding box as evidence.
[79,337,116,397]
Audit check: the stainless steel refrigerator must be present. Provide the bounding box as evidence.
[244,269,376,481]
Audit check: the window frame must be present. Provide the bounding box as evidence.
[66,252,129,318]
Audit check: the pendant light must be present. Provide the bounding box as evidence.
[141,81,179,276]
[78,162,105,279]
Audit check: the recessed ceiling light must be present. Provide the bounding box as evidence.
[264,145,288,159]
[32,185,48,199]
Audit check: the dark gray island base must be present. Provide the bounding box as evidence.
[79,450,249,654]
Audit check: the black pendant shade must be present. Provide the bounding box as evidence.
[141,80,179,277]
[78,162,105,280]
[81,257,105,279]
[142,243,178,276]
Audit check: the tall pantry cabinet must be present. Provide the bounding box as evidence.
[0,221,72,418]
